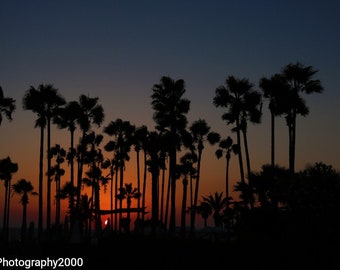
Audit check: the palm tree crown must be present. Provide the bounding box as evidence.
[0,86,16,126]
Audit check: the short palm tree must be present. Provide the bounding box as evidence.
[196,201,212,228]
[176,152,197,236]
[12,179,37,242]
[189,119,220,232]
[49,144,66,228]
[116,183,141,233]
[0,156,18,242]
[202,192,228,228]
[215,136,238,209]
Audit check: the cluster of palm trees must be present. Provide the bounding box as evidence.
[0,61,330,243]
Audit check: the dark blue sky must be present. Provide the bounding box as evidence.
[1,0,340,226]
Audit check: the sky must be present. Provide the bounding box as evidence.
[1,0,340,229]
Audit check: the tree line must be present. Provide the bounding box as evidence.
[1,61,339,245]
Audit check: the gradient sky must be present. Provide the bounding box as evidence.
[1,0,340,228]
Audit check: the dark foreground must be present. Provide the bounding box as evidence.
[1,232,339,270]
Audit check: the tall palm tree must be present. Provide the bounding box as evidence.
[76,94,104,209]
[44,85,66,231]
[215,136,238,209]
[0,156,18,242]
[213,76,246,184]
[151,76,190,234]
[103,118,135,232]
[12,179,37,242]
[131,125,148,221]
[280,62,324,173]
[53,101,82,195]
[240,85,262,177]
[53,101,82,230]
[22,84,66,232]
[82,132,108,237]
[259,74,288,169]
[202,192,228,228]
[0,86,16,126]
[215,76,262,179]
[22,85,46,238]
[189,118,220,232]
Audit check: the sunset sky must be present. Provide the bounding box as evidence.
[1,0,340,228]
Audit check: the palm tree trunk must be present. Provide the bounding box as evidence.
[226,157,230,209]
[5,179,11,240]
[288,112,295,174]
[291,112,297,174]
[242,130,251,178]
[70,129,75,210]
[119,162,124,232]
[38,125,44,240]
[22,201,27,242]
[181,177,188,237]
[169,149,177,234]
[141,151,147,228]
[270,112,275,168]
[236,120,245,183]
[114,167,118,231]
[191,148,202,232]
[136,151,141,220]
[151,170,159,231]
[3,180,9,241]
[164,167,171,232]
[47,118,51,231]
[159,167,165,224]
[55,175,61,229]
[110,168,114,231]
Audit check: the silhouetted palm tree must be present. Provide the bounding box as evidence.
[215,136,238,209]
[12,179,37,242]
[151,76,190,234]
[196,201,212,228]
[259,74,288,168]
[145,130,164,230]
[189,119,220,232]
[239,84,262,177]
[0,86,16,126]
[131,125,148,221]
[76,94,104,209]
[0,156,18,242]
[49,144,66,229]
[213,76,246,183]
[53,101,82,200]
[43,85,65,230]
[22,85,46,238]
[202,192,228,228]
[103,118,135,232]
[280,62,324,173]
[116,183,141,233]
[233,181,255,209]
[22,84,66,233]
[82,132,108,237]
[177,152,197,236]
